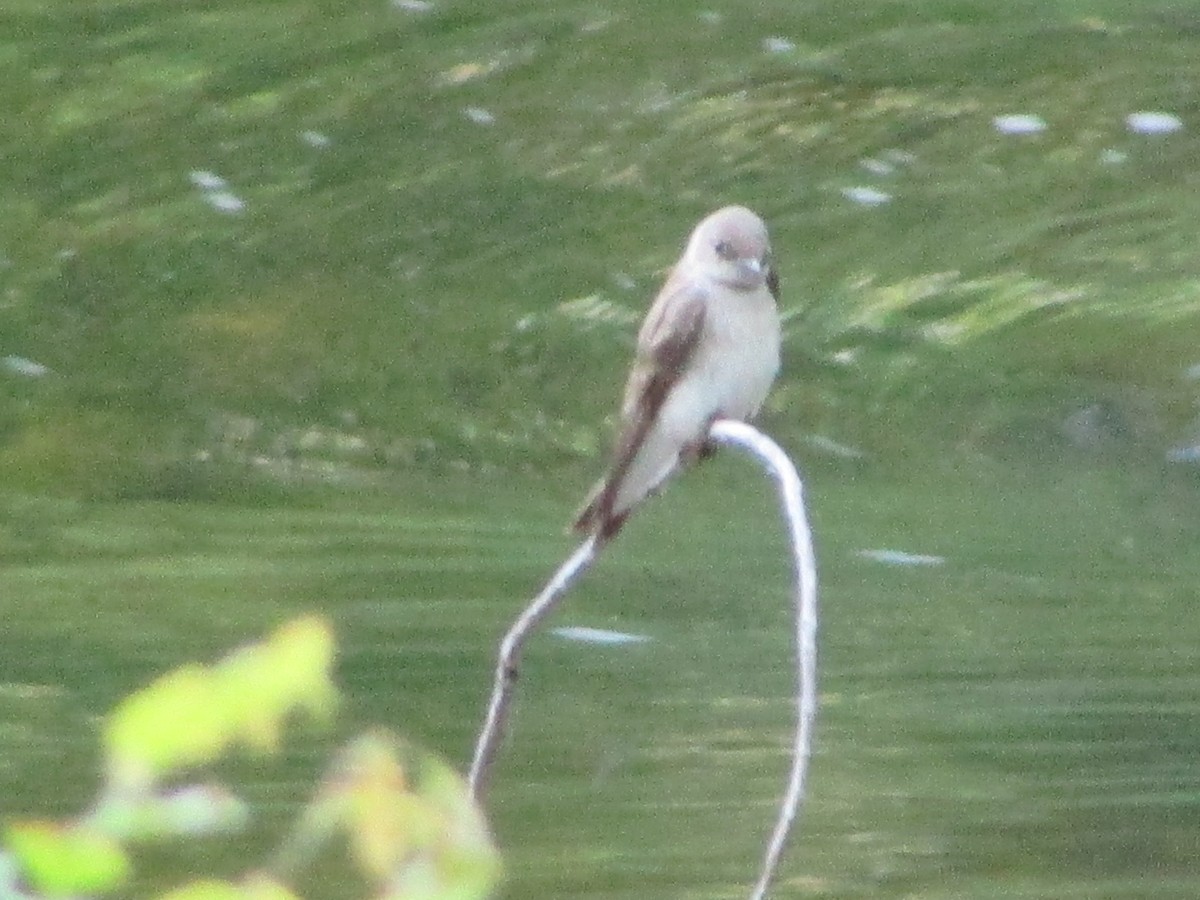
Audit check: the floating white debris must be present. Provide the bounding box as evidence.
[698,10,722,24]
[190,170,245,213]
[3,355,50,378]
[1167,445,1200,464]
[762,36,796,54]
[993,114,1047,135]
[551,626,652,646]
[204,191,246,214]
[1099,148,1128,165]
[1184,362,1200,381]
[464,106,496,125]
[392,0,433,11]
[805,434,867,460]
[860,158,895,176]
[612,272,637,291]
[883,148,917,166]
[300,130,332,148]
[858,549,946,567]
[1126,111,1182,135]
[189,170,228,191]
[842,185,892,206]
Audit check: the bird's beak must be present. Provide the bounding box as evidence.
[738,257,764,279]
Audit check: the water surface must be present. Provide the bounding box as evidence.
[3,0,1200,897]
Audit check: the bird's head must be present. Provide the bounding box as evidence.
[683,205,773,292]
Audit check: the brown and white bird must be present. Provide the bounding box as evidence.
[573,205,781,542]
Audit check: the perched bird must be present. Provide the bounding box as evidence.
[573,205,781,542]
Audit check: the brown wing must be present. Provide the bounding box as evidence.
[766,264,780,302]
[573,276,707,538]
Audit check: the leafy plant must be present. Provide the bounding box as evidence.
[0,617,501,900]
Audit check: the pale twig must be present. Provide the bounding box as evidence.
[709,419,819,900]
[468,535,598,799]
[468,420,819,900]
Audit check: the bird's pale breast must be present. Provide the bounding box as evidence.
[693,285,780,420]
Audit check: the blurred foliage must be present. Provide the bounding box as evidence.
[4,822,131,897]
[0,617,500,900]
[103,615,336,792]
[158,876,300,900]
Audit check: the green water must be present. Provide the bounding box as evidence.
[4,463,1200,897]
[4,0,1200,896]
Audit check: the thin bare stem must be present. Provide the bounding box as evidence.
[468,535,598,799]
[468,421,818,899]
[709,420,819,900]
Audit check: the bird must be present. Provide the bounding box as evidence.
[572,205,781,543]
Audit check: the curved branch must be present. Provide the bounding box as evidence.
[468,537,598,799]
[467,420,819,899]
[709,419,819,900]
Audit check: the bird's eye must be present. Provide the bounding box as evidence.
[714,240,735,258]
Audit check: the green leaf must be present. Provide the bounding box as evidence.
[5,821,130,897]
[103,616,338,791]
[270,731,501,899]
[157,875,301,900]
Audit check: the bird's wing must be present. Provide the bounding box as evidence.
[573,275,707,537]
[620,272,709,421]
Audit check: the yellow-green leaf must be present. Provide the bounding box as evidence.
[6,820,131,897]
[102,616,338,791]
[213,615,338,753]
[277,730,500,899]
[157,875,300,900]
[103,664,230,790]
